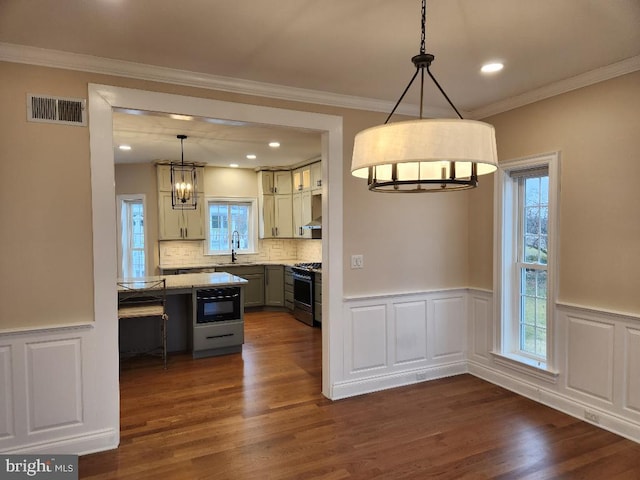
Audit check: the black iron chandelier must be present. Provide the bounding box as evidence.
[171,134,198,210]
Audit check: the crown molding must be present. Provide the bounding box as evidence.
[470,55,640,120]
[0,42,448,118]
[2,43,638,121]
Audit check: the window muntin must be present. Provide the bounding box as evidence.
[207,200,254,255]
[120,197,145,278]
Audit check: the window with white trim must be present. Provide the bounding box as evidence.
[495,153,559,370]
[206,198,257,255]
[118,195,146,278]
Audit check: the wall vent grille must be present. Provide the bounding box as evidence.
[27,94,87,126]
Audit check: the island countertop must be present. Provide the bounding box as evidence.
[118,272,248,294]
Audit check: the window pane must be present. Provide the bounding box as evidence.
[535,326,547,357]
[537,271,547,299]
[523,269,536,296]
[208,201,252,254]
[525,206,540,235]
[209,204,229,251]
[121,198,145,278]
[525,177,540,206]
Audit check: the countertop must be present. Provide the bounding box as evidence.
[118,272,248,292]
[159,261,302,273]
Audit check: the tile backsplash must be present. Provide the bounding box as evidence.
[159,239,321,268]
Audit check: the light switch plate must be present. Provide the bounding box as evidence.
[351,254,364,269]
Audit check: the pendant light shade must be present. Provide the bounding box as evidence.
[350,0,498,192]
[352,119,498,192]
[171,134,198,210]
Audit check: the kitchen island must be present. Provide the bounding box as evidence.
[118,272,248,360]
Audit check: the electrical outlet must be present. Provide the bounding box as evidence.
[584,410,600,424]
[351,254,364,269]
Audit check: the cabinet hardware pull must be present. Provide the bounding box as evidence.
[185,228,188,238]
[206,334,234,339]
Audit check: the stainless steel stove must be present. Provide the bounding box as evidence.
[292,263,321,326]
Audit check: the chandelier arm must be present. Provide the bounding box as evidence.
[425,65,464,119]
[384,67,421,124]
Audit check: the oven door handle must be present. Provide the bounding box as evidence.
[197,293,240,301]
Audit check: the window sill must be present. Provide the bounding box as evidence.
[490,351,559,384]
[203,251,258,257]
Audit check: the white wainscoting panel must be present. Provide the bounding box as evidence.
[393,301,427,365]
[348,305,387,373]
[566,316,615,402]
[0,346,12,439]
[431,295,466,360]
[337,290,468,399]
[469,293,492,360]
[624,327,640,414]
[26,339,83,432]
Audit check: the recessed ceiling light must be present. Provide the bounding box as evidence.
[229,163,239,168]
[246,154,257,160]
[118,145,132,151]
[269,141,280,148]
[481,62,504,74]
[169,114,194,121]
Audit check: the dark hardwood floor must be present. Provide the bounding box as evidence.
[80,311,640,479]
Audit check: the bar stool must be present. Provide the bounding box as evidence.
[117,278,168,369]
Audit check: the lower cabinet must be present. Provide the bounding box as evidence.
[222,266,265,307]
[265,265,284,307]
[192,321,244,358]
[284,266,294,311]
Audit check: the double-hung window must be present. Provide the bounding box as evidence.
[494,153,559,374]
[118,195,146,278]
[206,198,257,255]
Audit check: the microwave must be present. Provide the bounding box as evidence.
[195,287,241,324]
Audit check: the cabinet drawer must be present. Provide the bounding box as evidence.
[193,321,244,351]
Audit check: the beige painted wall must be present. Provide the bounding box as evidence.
[470,71,640,314]
[114,162,160,275]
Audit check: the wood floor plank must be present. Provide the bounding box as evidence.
[80,311,640,479]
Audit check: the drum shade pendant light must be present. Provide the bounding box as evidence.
[351,0,498,192]
[171,134,198,209]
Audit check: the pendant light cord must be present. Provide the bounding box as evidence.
[384,0,463,124]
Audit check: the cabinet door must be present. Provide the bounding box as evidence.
[311,162,322,191]
[274,171,292,195]
[243,273,265,307]
[292,192,312,238]
[274,194,293,238]
[259,195,275,238]
[158,193,185,240]
[264,265,284,306]
[293,167,311,192]
[258,171,274,195]
[183,200,205,239]
[157,165,173,192]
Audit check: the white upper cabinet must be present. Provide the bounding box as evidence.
[310,161,322,192]
[292,166,311,192]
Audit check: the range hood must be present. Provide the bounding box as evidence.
[303,216,322,229]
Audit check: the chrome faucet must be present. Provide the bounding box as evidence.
[231,230,240,263]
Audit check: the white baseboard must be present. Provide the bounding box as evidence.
[332,361,468,400]
[468,360,640,444]
[1,429,119,455]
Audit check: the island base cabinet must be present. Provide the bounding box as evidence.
[192,321,244,358]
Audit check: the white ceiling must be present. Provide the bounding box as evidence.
[1,0,639,167]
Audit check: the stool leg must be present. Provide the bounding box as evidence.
[162,314,168,369]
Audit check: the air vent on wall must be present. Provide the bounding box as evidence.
[27,94,87,126]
